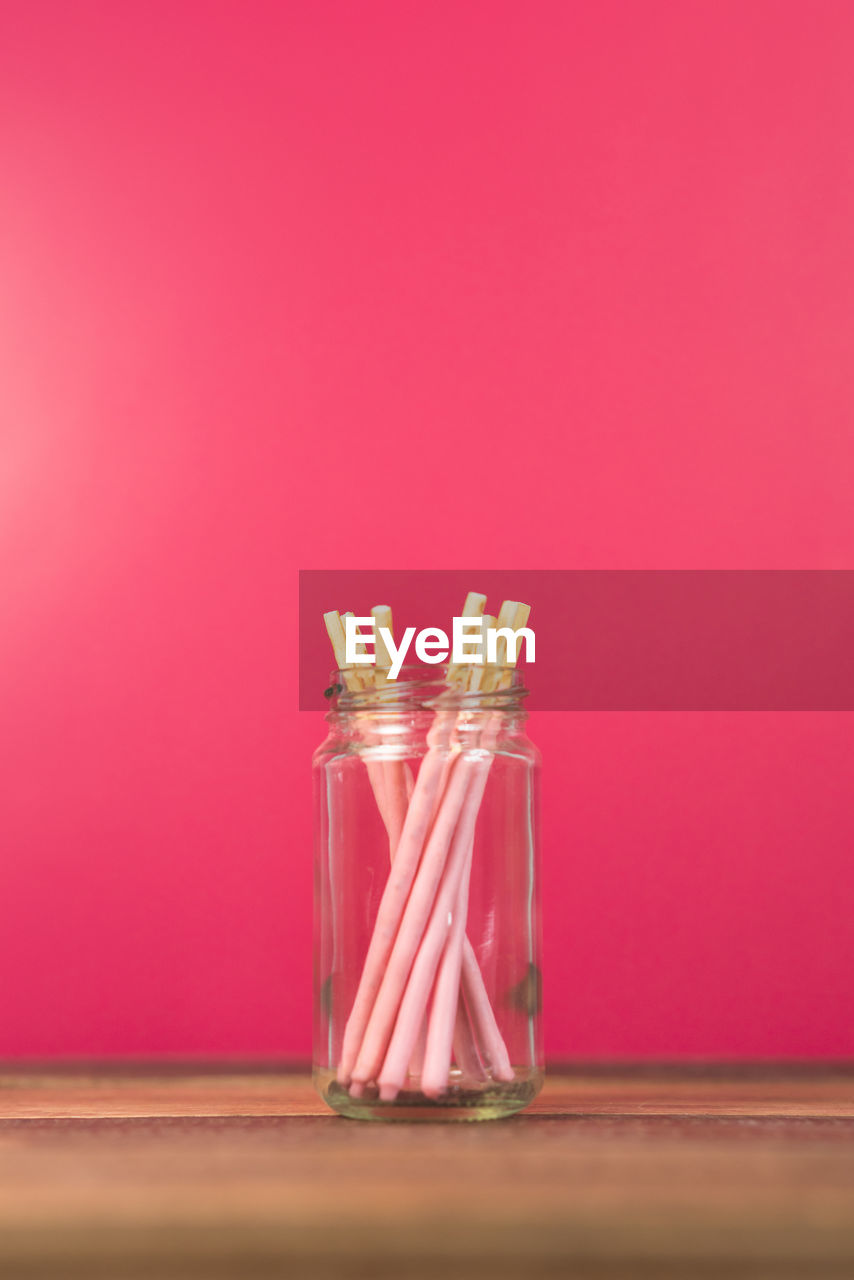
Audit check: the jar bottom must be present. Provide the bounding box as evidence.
[314,1067,544,1122]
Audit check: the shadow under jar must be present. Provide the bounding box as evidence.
[313,666,542,1121]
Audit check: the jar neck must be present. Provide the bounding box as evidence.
[324,665,529,727]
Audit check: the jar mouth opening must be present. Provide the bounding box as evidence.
[324,664,528,710]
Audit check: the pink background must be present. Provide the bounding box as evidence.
[2,1,852,1059]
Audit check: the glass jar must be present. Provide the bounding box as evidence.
[313,667,542,1121]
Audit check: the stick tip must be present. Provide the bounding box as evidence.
[419,1080,446,1101]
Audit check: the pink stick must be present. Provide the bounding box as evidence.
[461,938,515,1082]
[377,758,501,1086]
[343,715,513,1091]
[350,756,473,1088]
[361,748,444,1085]
[420,824,477,1098]
[364,759,389,837]
[376,759,489,1100]
[431,752,455,819]
[382,757,429,1078]
[420,730,514,1092]
[453,994,486,1082]
[419,747,486,1078]
[455,712,516,1084]
[381,759,409,855]
[407,994,430,1078]
[337,718,455,1085]
[385,750,502,1082]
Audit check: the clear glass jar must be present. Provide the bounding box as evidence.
[313,667,542,1121]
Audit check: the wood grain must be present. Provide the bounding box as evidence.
[1,1065,853,1278]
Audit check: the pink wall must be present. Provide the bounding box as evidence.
[1,1,852,1059]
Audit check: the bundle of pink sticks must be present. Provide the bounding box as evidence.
[323,592,531,1101]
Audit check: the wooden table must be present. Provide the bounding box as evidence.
[2,1065,853,1278]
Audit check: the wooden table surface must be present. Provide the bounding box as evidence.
[2,1064,853,1278]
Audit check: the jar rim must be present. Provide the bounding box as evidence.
[324,663,528,711]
